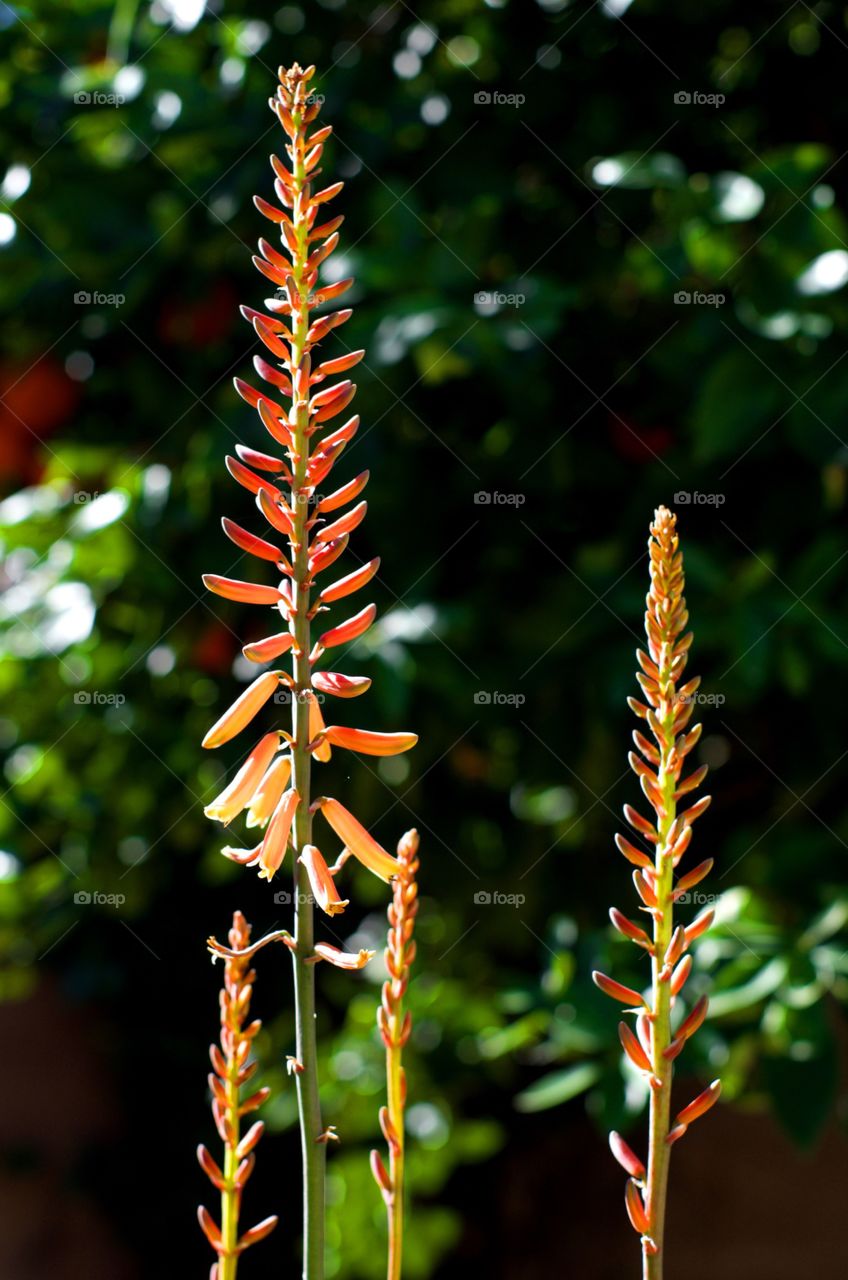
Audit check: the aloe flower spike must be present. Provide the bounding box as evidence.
[603,507,719,1279]
[199,63,417,1280]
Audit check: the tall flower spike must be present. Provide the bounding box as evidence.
[198,911,277,1280]
[595,507,720,1279]
[200,64,417,1280]
[371,830,419,1280]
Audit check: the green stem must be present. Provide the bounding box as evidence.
[289,109,326,1280]
[386,1045,404,1280]
[643,707,677,1280]
[219,1068,241,1280]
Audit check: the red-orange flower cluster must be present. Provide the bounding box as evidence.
[200,62,417,909]
[593,507,720,1276]
[198,911,277,1278]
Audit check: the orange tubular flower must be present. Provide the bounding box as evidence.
[596,507,720,1278]
[199,64,417,1280]
[314,796,400,881]
[371,830,420,1280]
[198,912,277,1280]
[299,843,349,916]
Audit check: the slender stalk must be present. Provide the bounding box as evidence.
[219,1065,240,1280]
[386,1037,405,1280]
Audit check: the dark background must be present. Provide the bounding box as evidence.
[2,0,848,1276]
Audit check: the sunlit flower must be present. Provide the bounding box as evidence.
[594,506,719,1274]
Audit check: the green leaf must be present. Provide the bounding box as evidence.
[762,1044,838,1147]
[514,1061,602,1113]
[690,347,786,462]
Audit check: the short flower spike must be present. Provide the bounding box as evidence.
[603,507,720,1277]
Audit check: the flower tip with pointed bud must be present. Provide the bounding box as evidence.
[397,828,420,860]
[592,970,646,1009]
[609,1130,646,1180]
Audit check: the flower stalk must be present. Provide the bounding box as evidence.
[593,506,720,1278]
[371,830,420,1280]
[198,911,277,1280]
[200,62,416,1280]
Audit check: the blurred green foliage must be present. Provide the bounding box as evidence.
[2,0,848,1274]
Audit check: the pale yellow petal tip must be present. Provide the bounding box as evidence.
[324,898,350,916]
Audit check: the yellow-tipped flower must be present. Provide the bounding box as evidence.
[258,788,300,881]
[204,732,281,823]
[246,754,292,829]
[299,844,349,916]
